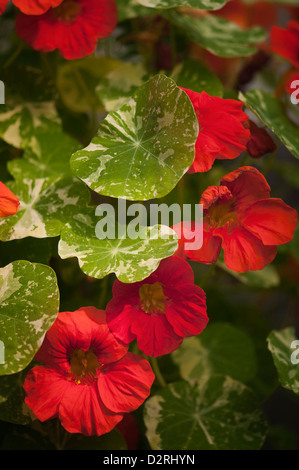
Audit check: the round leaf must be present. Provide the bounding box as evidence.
[0,260,59,376]
[0,177,90,241]
[58,206,178,282]
[144,377,268,450]
[172,322,257,383]
[70,74,198,201]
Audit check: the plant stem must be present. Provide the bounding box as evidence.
[3,42,24,69]
[199,262,216,289]
[150,357,167,388]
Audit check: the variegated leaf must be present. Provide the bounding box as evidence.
[0,177,90,241]
[267,328,299,395]
[138,0,227,9]
[58,205,178,282]
[144,376,267,450]
[0,260,59,376]
[0,101,60,152]
[7,121,81,179]
[96,62,148,112]
[172,322,257,384]
[240,89,299,160]
[170,12,265,57]
[71,74,198,201]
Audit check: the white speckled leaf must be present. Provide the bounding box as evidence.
[240,90,299,159]
[267,328,299,395]
[7,121,81,179]
[170,59,223,96]
[0,177,90,241]
[58,206,178,282]
[144,376,267,450]
[138,0,227,9]
[0,261,59,376]
[71,74,198,201]
[96,62,149,112]
[0,101,60,152]
[116,0,153,21]
[170,13,265,57]
[172,322,257,384]
[56,56,121,113]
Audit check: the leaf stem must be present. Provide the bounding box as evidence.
[150,356,167,388]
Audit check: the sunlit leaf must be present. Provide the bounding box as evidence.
[0,260,59,376]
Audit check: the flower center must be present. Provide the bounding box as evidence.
[208,201,239,231]
[139,282,167,315]
[51,0,81,23]
[69,348,100,385]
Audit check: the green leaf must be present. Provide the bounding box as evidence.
[7,122,81,179]
[116,0,152,21]
[170,12,265,57]
[138,0,227,9]
[71,74,198,201]
[0,177,90,241]
[170,59,223,97]
[0,367,34,425]
[172,322,257,383]
[0,260,59,376]
[240,89,299,159]
[0,101,60,151]
[96,62,148,113]
[58,205,178,282]
[267,328,299,395]
[217,260,280,289]
[56,56,121,113]
[144,377,268,450]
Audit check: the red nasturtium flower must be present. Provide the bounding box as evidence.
[15,0,118,60]
[0,0,64,15]
[245,120,276,158]
[270,21,299,69]
[0,181,20,217]
[173,167,298,273]
[179,88,250,173]
[106,256,208,357]
[23,307,154,436]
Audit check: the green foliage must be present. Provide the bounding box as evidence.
[144,376,268,450]
[0,260,59,376]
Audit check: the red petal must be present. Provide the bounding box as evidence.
[216,225,277,272]
[15,0,117,60]
[13,0,63,15]
[98,353,155,413]
[35,307,127,371]
[187,223,222,264]
[0,0,9,14]
[23,366,68,422]
[270,22,299,68]
[165,288,208,337]
[241,198,298,246]
[220,166,271,214]
[59,380,123,436]
[0,182,20,218]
